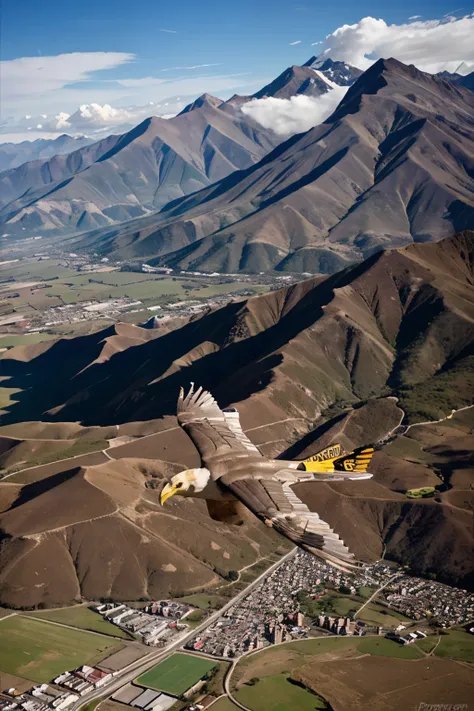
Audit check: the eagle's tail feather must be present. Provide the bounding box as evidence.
[299,445,375,477]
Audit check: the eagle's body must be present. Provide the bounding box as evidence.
[160,385,375,572]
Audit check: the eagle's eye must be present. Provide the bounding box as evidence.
[176,482,183,489]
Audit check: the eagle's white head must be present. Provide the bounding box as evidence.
[160,468,211,505]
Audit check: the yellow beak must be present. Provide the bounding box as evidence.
[160,483,177,505]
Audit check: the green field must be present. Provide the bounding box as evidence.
[25,607,133,639]
[235,635,424,683]
[0,261,77,280]
[233,635,425,709]
[281,636,421,659]
[328,596,359,617]
[136,653,216,695]
[0,260,267,312]
[357,603,411,628]
[0,333,57,348]
[432,630,474,662]
[406,487,436,498]
[357,586,375,599]
[415,635,440,654]
[236,674,327,711]
[357,637,422,659]
[0,615,121,683]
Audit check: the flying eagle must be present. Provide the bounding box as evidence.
[160,385,375,572]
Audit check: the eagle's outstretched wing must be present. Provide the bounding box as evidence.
[177,384,262,466]
[177,385,367,570]
[221,469,363,572]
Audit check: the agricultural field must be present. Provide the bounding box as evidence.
[0,260,267,312]
[233,636,418,691]
[25,606,133,639]
[136,653,216,696]
[232,636,472,711]
[0,257,270,350]
[299,655,473,711]
[0,615,121,683]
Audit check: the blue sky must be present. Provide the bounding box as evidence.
[1,0,473,140]
[2,0,459,72]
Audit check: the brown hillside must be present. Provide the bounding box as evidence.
[0,234,473,603]
[1,232,472,427]
[0,458,282,608]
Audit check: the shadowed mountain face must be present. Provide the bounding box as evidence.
[458,71,474,91]
[76,58,474,272]
[437,69,474,92]
[2,232,473,429]
[0,100,279,237]
[0,234,473,604]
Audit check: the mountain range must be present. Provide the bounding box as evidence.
[0,231,472,605]
[0,57,362,243]
[0,99,280,235]
[0,134,93,172]
[1,58,473,277]
[72,58,474,273]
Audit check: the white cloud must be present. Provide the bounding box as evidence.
[289,40,302,45]
[159,28,177,33]
[1,52,135,113]
[311,41,323,45]
[241,87,347,136]
[408,15,421,20]
[0,70,271,142]
[317,14,474,74]
[1,50,268,142]
[160,63,222,71]
[0,103,158,141]
[58,103,139,131]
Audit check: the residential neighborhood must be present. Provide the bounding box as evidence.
[184,551,474,658]
[380,575,474,627]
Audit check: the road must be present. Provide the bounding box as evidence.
[75,548,297,711]
[354,572,402,619]
[224,660,250,711]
